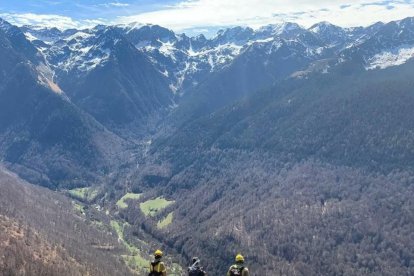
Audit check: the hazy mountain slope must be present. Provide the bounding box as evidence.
[112,20,414,275]
[1,215,88,275]
[137,61,414,275]
[117,24,249,93]
[0,20,128,189]
[4,15,414,276]
[155,60,414,173]
[22,17,414,130]
[175,17,414,124]
[150,159,413,275]
[169,26,325,122]
[0,19,40,64]
[53,28,173,131]
[339,17,414,70]
[0,167,133,276]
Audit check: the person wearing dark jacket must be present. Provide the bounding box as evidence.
[188,257,206,275]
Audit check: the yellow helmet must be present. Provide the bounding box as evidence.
[154,249,163,257]
[235,254,244,262]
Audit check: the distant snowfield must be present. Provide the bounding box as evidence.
[366,46,414,70]
[19,17,414,95]
[24,32,38,41]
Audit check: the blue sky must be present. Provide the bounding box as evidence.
[0,1,177,19]
[1,0,414,35]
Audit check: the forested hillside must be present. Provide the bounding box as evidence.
[135,61,414,275]
[1,14,414,276]
[0,167,133,275]
[0,19,130,189]
[155,160,414,275]
[158,61,414,174]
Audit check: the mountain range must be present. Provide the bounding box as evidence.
[1,16,414,275]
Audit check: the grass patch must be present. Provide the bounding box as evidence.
[109,215,181,274]
[72,202,85,215]
[116,193,142,209]
[68,187,98,201]
[110,220,124,240]
[110,220,142,255]
[157,212,173,229]
[170,263,183,276]
[111,220,149,272]
[122,255,148,270]
[139,197,174,217]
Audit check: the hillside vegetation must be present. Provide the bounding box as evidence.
[130,62,414,275]
[0,167,133,276]
[2,16,414,276]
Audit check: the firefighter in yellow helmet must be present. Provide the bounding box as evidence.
[149,249,167,276]
[227,254,249,276]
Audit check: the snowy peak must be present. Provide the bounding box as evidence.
[213,26,254,45]
[0,18,13,33]
[337,16,414,70]
[40,27,128,74]
[0,19,65,97]
[256,22,304,38]
[16,16,414,94]
[309,21,345,39]
[252,22,325,50]
[0,19,42,64]
[121,24,177,46]
[279,22,303,34]
[309,21,347,47]
[396,16,414,28]
[20,26,62,43]
[189,34,208,51]
[309,21,343,33]
[376,17,414,42]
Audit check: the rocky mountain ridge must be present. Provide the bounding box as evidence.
[21,17,414,95]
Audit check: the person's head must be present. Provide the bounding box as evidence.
[154,249,163,260]
[235,254,244,264]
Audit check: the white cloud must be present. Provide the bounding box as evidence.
[82,18,107,26]
[115,0,414,30]
[0,13,80,29]
[1,0,413,33]
[100,2,130,8]
[0,13,106,29]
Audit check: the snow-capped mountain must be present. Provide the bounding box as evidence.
[339,17,414,70]
[309,21,349,48]
[0,19,42,64]
[0,18,66,96]
[20,23,173,129]
[21,16,414,99]
[20,25,75,44]
[17,15,414,127]
[115,24,250,93]
[0,19,126,188]
[3,15,414,210]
